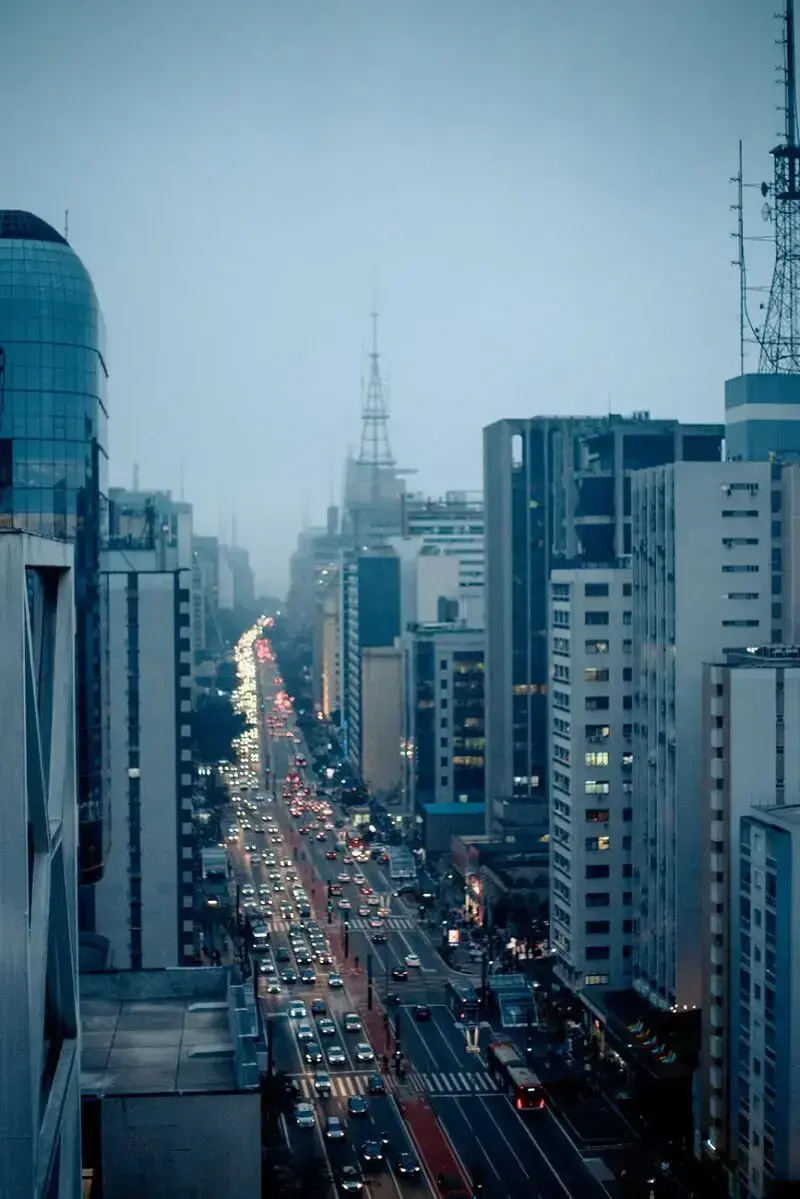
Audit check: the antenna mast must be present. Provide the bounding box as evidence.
[358,311,395,501]
[758,0,800,372]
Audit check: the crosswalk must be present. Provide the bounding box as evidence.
[408,1070,500,1097]
[344,916,415,932]
[294,1072,373,1099]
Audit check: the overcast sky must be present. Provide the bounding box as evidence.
[1,0,784,593]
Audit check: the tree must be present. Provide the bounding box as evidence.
[192,693,248,764]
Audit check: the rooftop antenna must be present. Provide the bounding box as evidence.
[358,310,396,504]
[757,0,800,371]
[232,504,238,549]
[132,461,140,492]
[64,209,69,241]
[179,457,185,502]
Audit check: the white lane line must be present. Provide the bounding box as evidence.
[474,1094,531,1180]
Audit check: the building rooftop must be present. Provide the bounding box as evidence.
[423,802,486,817]
[0,210,68,245]
[80,967,259,1096]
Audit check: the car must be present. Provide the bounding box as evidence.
[281,969,298,984]
[336,1164,364,1193]
[338,899,351,912]
[324,1116,346,1141]
[250,853,261,864]
[347,1094,369,1116]
[357,906,371,918]
[367,1073,386,1095]
[371,931,387,944]
[360,885,373,896]
[354,1042,375,1063]
[326,1043,346,1065]
[294,1101,315,1128]
[276,947,291,962]
[338,873,351,884]
[317,1017,337,1037]
[344,1013,362,1033]
[385,992,402,1006]
[360,1140,384,1165]
[266,980,282,995]
[391,967,408,981]
[396,1153,421,1178]
[413,1004,431,1022]
[316,832,327,842]
[311,998,327,1015]
[405,953,421,968]
[295,1022,313,1041]
[327,972,343,988]
[295,952,312,966]
[353,873,366,885]
[304,1041,324,1064]
[300,968,317,985]
[325,849,338,860]
[314,1070,332,1096]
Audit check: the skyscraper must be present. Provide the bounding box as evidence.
[0,210,109,884]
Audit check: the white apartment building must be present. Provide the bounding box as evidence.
[632,461,775,1013]
[699,646,800,1175]
[320,583,341,718]
[98,549,195,969]
[548,567,634,993]
[404,491,485,626]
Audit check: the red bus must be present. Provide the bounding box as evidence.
[345,828,363,850]
[487,1041,546,1111]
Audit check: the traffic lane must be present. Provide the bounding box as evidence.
[343,1089,431,1199]
[432,1094,537,1199]
[404,1005,478,1076]
[395,1005,442,1073]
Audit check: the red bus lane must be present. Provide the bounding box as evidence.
[398,1095,471,1198]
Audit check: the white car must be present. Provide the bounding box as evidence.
[289,1002,307,1020]
[354,1042,375,1063]
[294,1101,315,1128]
[405,953,421,968]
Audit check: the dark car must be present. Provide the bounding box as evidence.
[336,1164,364,1193]
[281,968,298,984]
[371,932,387,945]
[304,1041,324,1064]
[385,992,402,1006]
[391,966,408,981]
[396,1153,421,1178]
[367,1074,385,1095]
[347,1094,369,1117]
[360,1140,384,1166]
[300,968,317,985]
[413,1004,431,1022]
[311,998,327,1015]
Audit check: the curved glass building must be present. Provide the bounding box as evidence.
[0,210,109,883]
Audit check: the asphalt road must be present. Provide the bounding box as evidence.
[244,639,612,1199]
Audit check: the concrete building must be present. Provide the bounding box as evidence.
[224,544,255,610]
[725,373,800,463]
[730,805,800,1199]
[0,209,111,885]
[98,547,194,968]
[361,645,404,798]
[318,572,342,718]
[80,967,261,1199]
[404,490,485,625]
[483,413,722,838]
[0,532,81,1199]
[699,646,800,1177]
[548,566,633,995]
[402,623,485,815]
[632,461,775,1013]
[192,534,223,653]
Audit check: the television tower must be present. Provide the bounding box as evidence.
[759,0,800,372]
[358,311,395,494]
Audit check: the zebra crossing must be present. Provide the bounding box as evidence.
[294,1072,372,1099]
[344,916,415,932]
[408,1070,500,1097]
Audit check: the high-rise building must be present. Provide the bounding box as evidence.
[97,543,194,968]
[483,413,722,837]
[0,209,109,884]
[402,623,485,814]
[547,566,633,995]
[731,804,800,1198]
[631,461,775,1012]
[0,532,81,1198]
[403,491,485,625]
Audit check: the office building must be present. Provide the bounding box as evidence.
[224,544,255,610]
[632,461,774,1013]
[0,532,81,1199]
[402,623,485,814]
[725,373,800,463]
[548,566,633,994]
[404,490,485,625]
[0,209,110,884]
[287,508,348,636]
[483,413,722,837]
[97,543,194,968]
[699,646,800,1176]
[317,570,342,718]
[730,804,800,1198]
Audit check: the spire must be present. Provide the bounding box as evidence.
[358,310,395,470]
[758,0,800,372]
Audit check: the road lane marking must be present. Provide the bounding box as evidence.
[474,1095,531,1179]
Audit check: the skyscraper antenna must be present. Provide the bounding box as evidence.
[232,504,238,549]
[64,209,69,241]
[179,457,185,501]
[132,461,140,492]
[358,310,395,502]
[758,0,800,371]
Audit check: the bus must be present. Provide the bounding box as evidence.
[486,1041,546,1112]
[446,981,479,1024]
[345,828,364,850]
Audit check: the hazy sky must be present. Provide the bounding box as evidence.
[1,0,784,593]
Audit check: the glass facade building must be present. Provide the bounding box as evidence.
[0,210,109,883]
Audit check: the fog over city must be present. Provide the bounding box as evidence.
[1,0,780,592]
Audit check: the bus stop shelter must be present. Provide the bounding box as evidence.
[488,974,533,1028]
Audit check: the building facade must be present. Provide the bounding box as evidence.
[0,532,81,1198]
[699,647,800,1177]
[725,373,800,463]
[0,209,110,884]
[548,566,633,994]
[404,490,485,625]
[632,461,775,1013]
[97,549,195,968]
[483,413,722,837]
[731,805,800,1198]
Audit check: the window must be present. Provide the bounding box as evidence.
[584,582,609,597]
[585,724,610,742]
[722,619,760,628]
[551,582,571,600]
[723,564,759,573]
[585,920,610,935]
[586,864,610,878]
[585,751,608,767]
[586,892,610,906]
[585,667,609,682]
[623,667,632,681]
[623,582,632,596]
[723,593,759,601]
[585,639,609,654]
[585,836,611,851]
[723,537,759,547]
[585,780,610,794]
[586,809,610,822]
[585,611,609,626]
[586,696,610,710]
[623,611,632,625]
[586,946,610,960]
[722,509,759,518]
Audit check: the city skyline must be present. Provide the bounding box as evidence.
[0,0,784,593]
